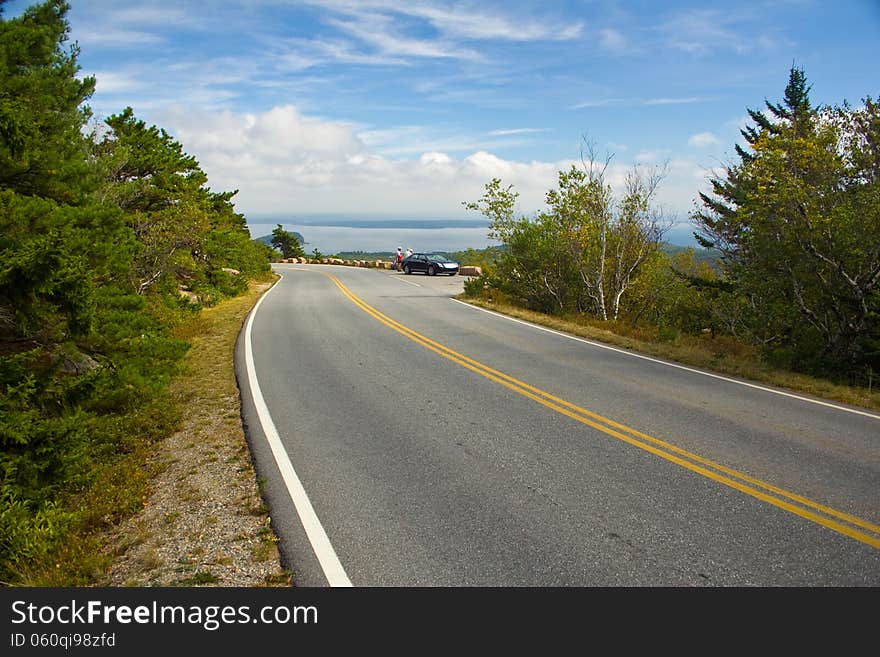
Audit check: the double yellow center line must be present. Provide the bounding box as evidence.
[323,271,880,549]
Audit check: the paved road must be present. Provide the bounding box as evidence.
[236,263,880,586]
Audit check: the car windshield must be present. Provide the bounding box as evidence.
[428,254,453,262]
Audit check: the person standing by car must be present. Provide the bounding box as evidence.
[395,246,403,271]
[405,247,413,258]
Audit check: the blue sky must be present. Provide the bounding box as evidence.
[6,0,880,251]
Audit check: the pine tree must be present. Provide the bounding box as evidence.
[0,0,96,203]
[271,224,305,259]
[692,67,880,374]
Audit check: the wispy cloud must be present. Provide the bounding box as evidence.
[358,124,541,157]
[108,6,192,26]
[659,8,789,55]
[487,128,549,136]
[327,15,482,61]
[573,96,714,109]
[305,0,583,42]
[402,4,583,41]
[645,96,715,106]
[571,98,627,109]
[280,36,408,68]
[599,28,627,53]
[288,1,584,67]
[73,28,166,47]
[67,2,200,48]
[688,132,720,147]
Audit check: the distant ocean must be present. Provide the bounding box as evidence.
[247,215,701,255]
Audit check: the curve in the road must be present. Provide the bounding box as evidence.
[318,268,880,549]
[244,274,353,586]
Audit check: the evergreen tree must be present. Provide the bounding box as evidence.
[0,1,270,581]
[693,67,880,374]
[0,0,95,203]
[93,107,268,297]
[0,0,105,341]
[736,66,812,162]
[271,224,305,259]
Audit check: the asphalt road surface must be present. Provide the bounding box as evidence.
[235,263,880,586]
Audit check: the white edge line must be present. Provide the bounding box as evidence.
[244,274,353,586]
[391,275,422,287]
[451,299,880,421]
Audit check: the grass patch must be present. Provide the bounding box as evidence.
[253,519,280,562]
[458,296,880,412]
[176,570,218,586]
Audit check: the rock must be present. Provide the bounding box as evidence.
[56,350,101,375]
[221,267,241,275]
[459,266,482,277]
[178,287,200,303]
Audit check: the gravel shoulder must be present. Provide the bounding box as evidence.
[99,279,291,587]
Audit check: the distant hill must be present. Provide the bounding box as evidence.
[255,232,304,246]
[334,250,395,260]
[661,243,719,266]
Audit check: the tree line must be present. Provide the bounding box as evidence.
[464,67,879,383]
[0,1,272,581]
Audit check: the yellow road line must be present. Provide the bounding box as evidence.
[310,270,879,548]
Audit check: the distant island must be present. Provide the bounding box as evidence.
[254,232,304,247]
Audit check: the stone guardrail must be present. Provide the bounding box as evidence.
[279,258,482,277]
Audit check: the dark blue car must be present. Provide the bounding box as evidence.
[400,253,459,276]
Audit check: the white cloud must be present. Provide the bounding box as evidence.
[725,115,752,130]
[634,150,663,164]
[154,105,570,217]
[91,71,141,94]
[138,105,705,237]
[688,132,720,147]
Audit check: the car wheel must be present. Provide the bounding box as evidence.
[427,265,436,276]
[403,265,411,274]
